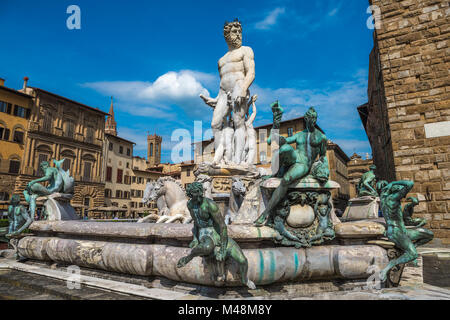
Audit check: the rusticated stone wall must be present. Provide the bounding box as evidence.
[367,0,450,244]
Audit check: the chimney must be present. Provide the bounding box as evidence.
[23,76,29,90]
[0,78,4,86]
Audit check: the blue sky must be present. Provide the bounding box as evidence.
[0,0,374,162]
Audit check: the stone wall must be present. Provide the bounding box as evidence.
[367,0,450,244]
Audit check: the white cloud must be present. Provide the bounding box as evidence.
[83,70,215,118]
[254,7,286,30]
[328,7,339,17]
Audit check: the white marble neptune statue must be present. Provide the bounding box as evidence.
[200,19,256,166]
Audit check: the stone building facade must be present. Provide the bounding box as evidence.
[180,160,196,189]
[362,0,450,243]
[0,78,33,209]
[102,99,135,212]
[147,134,162,167]
[130,156,169,214]
[15,81,108,209]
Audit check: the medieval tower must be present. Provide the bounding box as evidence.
[147,134,162,167]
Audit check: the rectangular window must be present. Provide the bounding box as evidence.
[9,160,20,174]
[13,105,26,118]
[132,176,136,183]
[3,129,10,141]
[13,130,24,144]
[0,101,6,113]
[65,121,75,138]
[86,127,94,143]
[106,166,112,182]
[83,162,92,181]
[43,113,52,133]
[109,142,113,151]
[6,103,12,114]
[287,127,293,137]
[187,169,191,177]
[127,148,131,156]
[117,169,123,184]
[119,146,123,154]
[124,175,131,185]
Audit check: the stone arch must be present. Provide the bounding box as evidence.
[12,123,25,132]
[79,186,98,198]
[8,153,21,161]
[60,149,76,158]
[81,153,96,162]
[36,143,53,154]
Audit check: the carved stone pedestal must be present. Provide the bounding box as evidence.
[37,193,79,221]
[341,196,380,222]
[258,177,341,247]
[194,163,260,220]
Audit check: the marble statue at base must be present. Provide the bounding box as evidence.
[141,177,191,224]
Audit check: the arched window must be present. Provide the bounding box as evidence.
[35,144,53,176]
[60,150,76,174]
[82,154,96,182]
[13,127,24,144]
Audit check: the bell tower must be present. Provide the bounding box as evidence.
[105,97,117,136]
[147,133,162,167]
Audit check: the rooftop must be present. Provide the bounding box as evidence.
[29,87,109,116]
